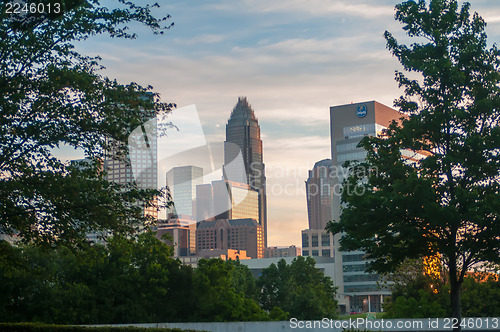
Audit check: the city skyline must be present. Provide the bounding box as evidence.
[61,0,500,246]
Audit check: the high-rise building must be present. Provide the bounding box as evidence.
[329,101,402,314]
[301,229,334,258]
[265,245,301,258]
[195,183,213,222]
[195,180,259,223]
[223,97,267,247]
[301,159,335,259]
[166,166,203,218]
[105,98,158,219]
[306,159,333,230]
[156,218,196,257]
[196,218,264,259]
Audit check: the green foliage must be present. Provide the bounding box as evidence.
[383,266,500,318]
[268,307,288,321]
[327,0,500,321]
[0,322,199,332]
[0,233,196,324]
[192,259,269,322]
[0,238,342,323]
[257,256,338,320]
[455,275,500,317]
[0,0,175,247]
[387,290,447,318]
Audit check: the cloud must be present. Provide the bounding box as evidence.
[205,0,395,19]
[73,0,409,246]
[172,34,227,45]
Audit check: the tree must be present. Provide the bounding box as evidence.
[382,258,448,318]
[192,258,269,322]
[384,265,500,318]
[257,256,338,319]
[0,0,174,248]
[327,0,500,328]
[0,231,194,324]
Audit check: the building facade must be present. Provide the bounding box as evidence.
[301,229,334,258]
[156,218,196,257]
[301,158,335,260]
[196,218,264,259]
[306,159,333,230]
[265,245,301,258]
[196,180,259,223]
[105,101,158,219]
[329,101,402,313]
[166,166,203,218]
[223,97,268,247]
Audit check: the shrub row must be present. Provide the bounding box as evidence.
[0,323,202,332]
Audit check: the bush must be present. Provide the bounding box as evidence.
[0,323,202,332]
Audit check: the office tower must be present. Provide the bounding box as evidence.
[265,245,301,258]
[105,99,158,219]
[223,97,267,247]
[156,218,196,257]
[301,159,335,259]
[329,101,402,314]
[196,218,264,259]
[195,183,213,222]
[306,159,333,230]
[213,180,259,221]
[196,180,259,223]
[166,166,203,218]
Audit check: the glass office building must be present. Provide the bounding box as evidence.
[166,166,203,218]
[329,101,402,314]
[224,97,268,247]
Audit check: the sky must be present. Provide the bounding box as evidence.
[71,0,500,247]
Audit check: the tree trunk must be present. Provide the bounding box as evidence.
[449,258,462,332]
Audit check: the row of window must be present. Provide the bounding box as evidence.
[342,253,366,262]
[343,263,369,272]
[302,249,332,257]
[337,151,367,164]
[344,285,380,292]
[343,274,379,283]
[302,233,332,247]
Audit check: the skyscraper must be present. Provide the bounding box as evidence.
[306,159,333,230]
[329,101,402,314]
[195,180,259,223]
[166,166,203,218]
[105,103,158,219]
[301,159,335,260]
[223,97,267,247]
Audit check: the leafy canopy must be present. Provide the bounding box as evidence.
[257,256,338,320]
[329,0,500,276]
[0,0,174,247]
[327,0,500,321]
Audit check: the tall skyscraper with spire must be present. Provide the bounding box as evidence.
[223,97,268,247]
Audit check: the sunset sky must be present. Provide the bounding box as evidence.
[68,0,500,246]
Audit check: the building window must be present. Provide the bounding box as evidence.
[302,250,309,256]
[311,234,318,247]
[321,234,330,247]
[302,233,309,247]
[343,274,379,283]
[321,249,331,257]
[343,263,368,272]
[312,250,319,256]
[342,253,365,262]
[344,285,380,292]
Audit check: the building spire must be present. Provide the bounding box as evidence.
[229,96,257,122]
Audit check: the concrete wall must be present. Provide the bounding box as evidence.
[97,318,500,332]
